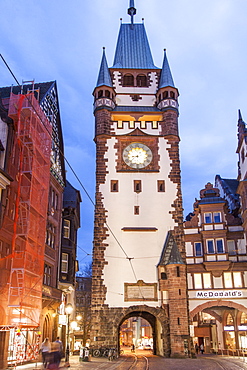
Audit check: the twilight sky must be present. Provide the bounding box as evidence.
[1,0,247,272]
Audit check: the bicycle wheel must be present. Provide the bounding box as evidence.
[93,349,100,357]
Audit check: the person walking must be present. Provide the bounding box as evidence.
[195,343,199,354]
[40,338,51,369]
[200,343,204,354]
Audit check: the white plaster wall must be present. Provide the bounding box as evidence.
[116,94,156,107]
[101,136,177,307]
[112,71,158,94]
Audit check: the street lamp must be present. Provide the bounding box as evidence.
[65,303,73,363]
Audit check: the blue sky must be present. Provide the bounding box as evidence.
[1,0,247,272]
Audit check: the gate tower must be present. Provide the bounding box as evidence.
[91,1,190,356]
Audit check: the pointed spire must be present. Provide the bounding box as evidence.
[159,49,175,89]
[96,47,112,88]
[128,0,136,28]
[239,109,243,121]
[158,231,184,266]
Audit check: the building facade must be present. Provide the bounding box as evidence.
[91,1,190,357]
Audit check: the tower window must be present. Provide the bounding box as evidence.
[179,289,181,295]
[134,206,139,215]
[152,121,158,129]
[136,74,147,87]
[157,180,165,192]
[176,266,180,277]
[170,91,175,99]
[129,121,135,129]
[123,74,134,87]
[98,90,103,98]
[140,121,146,129]
[177,318,180,325]
[111,180,119,192]
[163,91,168,99]
[161,272,167,280]
[134,180,142,193]
[105,90,110,98]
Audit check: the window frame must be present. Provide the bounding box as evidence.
[194,242,203,256]
[64,219,70,239]
[206,239,215,254]
[204,213,212,224]
[61,253,69,273]
[216,238,224,253]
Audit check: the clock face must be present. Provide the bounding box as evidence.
[123,143,152,169]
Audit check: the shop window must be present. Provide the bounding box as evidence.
[240,313,247,324]
[157,180,165,192]
[204,213,212,223]
[61,253,69,273]
[136,74,147,87]
[233,272,242,287]
[227,240,236,255]
[194,273,202,289]
[64,219,70,239]
[134,206,139,215]
[203,273,211,289]
[207,239,215,254]
[226,313,234,325]
[123,74,134,87]
[216,239,224,253]
[134,180,142,193]
[195,242,203,256]
[111,180,119,192]
[213,212,221,223]
[224,272,233,288]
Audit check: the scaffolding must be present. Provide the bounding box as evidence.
[2,89,52,328]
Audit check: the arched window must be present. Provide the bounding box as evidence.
[226,313,234,325]
[170,91,175,99]
[123,74,134,87]
[136,74,147,87]
[163,91,168,99]
[98,90,103,98]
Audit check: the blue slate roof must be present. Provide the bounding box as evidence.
[158,231,184,266]
[113,106,160,112]
[96,48,112,88]
[112,23,158,69]
[159,49,175,88]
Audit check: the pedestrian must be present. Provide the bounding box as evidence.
[47,341,60,369]
[55,337,63,357]
[200,343,204,354]
[131,344,135,353]
[40,338,51,369]
[195,343,199,354]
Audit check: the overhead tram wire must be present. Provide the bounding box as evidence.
[0,54,144,295]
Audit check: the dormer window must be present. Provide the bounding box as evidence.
[123,74,134,87]
[136,74,147,87]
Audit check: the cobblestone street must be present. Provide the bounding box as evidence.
[15,352,247,370]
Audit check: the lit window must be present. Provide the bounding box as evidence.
[152,121,158,129]
[61,253,69,273]
[226,313,234,325]
[203,273,211,289]
[140,121,146,129]
[241,313,247,324]
[213,212,221,223]
[233,272,242,288]
[117,121,123,128]
[216,239,224,253]
[194,273,202,289]
[205,213,212,223]
[224,272,233,288]
[207,239,215,254]
[227,240,236,255]
[129,121,135,129]
[195,242,203,256]
[64,220,70,239]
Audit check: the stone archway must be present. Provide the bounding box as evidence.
[116,305,169,356]
[190,300,247,319]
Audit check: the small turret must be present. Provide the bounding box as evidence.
[157,49,179,112]
[93,48,115,112]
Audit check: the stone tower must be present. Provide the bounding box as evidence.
[91,1,189,357]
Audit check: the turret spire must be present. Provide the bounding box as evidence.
[96,47,112,88]
[128,0,136,28]
[159,49,175,88]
